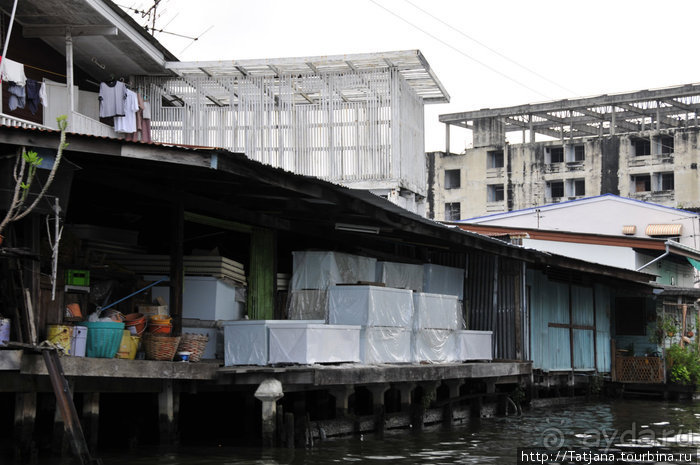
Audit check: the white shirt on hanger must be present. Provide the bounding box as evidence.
[114,89,139,133]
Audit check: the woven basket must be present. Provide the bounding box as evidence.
[177,333,209,362]
[143,335,181,361]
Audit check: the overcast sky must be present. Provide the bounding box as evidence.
[123,0,700,152]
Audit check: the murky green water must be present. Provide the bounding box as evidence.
[89,399,700,465]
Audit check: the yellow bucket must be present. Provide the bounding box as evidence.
[47,325,72,355]
[116,330,141,360]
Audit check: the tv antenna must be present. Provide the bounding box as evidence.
[117,1,213,48]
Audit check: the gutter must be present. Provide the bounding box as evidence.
[636,242,670,271]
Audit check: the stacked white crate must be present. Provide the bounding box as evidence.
[376,261,424,292]
[412,292,464,363]
[328,285,414,364]
[287,251,377,320]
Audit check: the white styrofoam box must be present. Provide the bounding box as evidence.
[328,285,413,328]
[268,323,360,365]
[182,327,219,360]
[413,292,464,330]
[376,261,424,291]
[291,251,377,290]
[151,276,245,321]
[360,327,413,364]
[223,320,324,366]
[287,289,328,320]
[456,330,493,361]
[423,264,464,300]
[413,329,457,363]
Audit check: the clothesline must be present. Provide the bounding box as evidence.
[24,63,65,78]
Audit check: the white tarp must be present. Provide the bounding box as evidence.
[360,327,413,364]
[413,292,464,330]
[412,329,457,363]
[291,251,377,290]
[456,330,493,361]
[423,264,464,300]
[287,290,328,320]
[376,261,424,291]
[223,320,323,366]
[328,285,414,328]
[268,323,361,364]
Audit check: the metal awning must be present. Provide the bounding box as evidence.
[164,50,450,104]
[645,224,682,237]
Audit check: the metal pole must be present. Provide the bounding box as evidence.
[66,28,75,115]
[0,0,19,112]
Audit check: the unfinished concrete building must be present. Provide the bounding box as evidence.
[429,84,700,220]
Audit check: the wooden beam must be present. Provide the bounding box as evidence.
[170,197,184,337]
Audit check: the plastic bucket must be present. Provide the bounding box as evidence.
[83,321,125,358]
[116,330,140,360]
[124,313,146,335]
[48,325,72,354]
[148,323,172,335]
[71,326,88,357]
[0,318,10,346]
[149,315,172,325]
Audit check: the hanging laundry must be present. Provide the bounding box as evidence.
[39,82,48,108]
[124,93,144,142]
[99,80,127,118]
[25,79,41,115]
[0,56,26,86]
[8,83,25,110]
[114,88,139,133]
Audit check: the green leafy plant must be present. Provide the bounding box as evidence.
[666,343,700,385]
[0,116,68,238]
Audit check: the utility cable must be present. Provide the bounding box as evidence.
[402,0,577,96]
[367,0,553,100]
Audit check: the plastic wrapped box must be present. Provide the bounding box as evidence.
[412,329,457,363]
[151,276,245,320]
[413,292,464,330]
[223,320,323,366]
[268,323,360,364]
[423,264,464,300]
[455,330,493,361]
[328,285,413,328]
[287,290,328,320]
[360,327,413,364]
[291,251,377,290]
[376,261,424,291]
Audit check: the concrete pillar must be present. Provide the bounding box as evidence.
[14,392,37,464]
[396,382,415,412]
[82,393,100,453]
[254,378,284,448]
[366,383,390,436]
[328,385,354,418]
[442,379,465,426]
[158,380,177,445]
[486,381,496,394]
[444,379,464,400]
[413,381,438,431]
[470,396,483,419]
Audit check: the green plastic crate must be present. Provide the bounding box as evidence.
[66,269,90,287]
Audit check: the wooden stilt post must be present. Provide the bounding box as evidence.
[82,393,100,453]
[14,392,37,464]
[158,380,176,445]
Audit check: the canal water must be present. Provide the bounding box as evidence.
[90,399,700,465]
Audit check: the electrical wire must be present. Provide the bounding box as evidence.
[402,0,577,96]
[367,0,553,99]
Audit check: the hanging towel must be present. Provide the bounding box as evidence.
[39,82,48,108]
[0,56,26,86]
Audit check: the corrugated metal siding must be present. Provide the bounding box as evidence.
[467,253,523,360]
[573,329,595,369]
[548,327,571,370]
[572,285,594,326]
[595,284,612,372]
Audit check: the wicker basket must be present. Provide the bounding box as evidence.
[177,333,209,362]
[143,335,181,361]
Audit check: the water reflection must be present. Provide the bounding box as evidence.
[82,400,700,464]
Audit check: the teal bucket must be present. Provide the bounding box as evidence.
[83,321,125,358]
